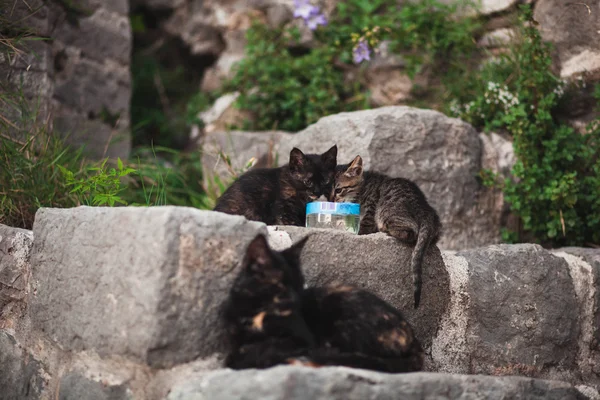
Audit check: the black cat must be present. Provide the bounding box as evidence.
[223,234,424,372]
[214,146,338,226]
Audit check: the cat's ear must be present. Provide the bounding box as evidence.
[289,148,306,173]
[281,235,310,262]
[321,145,338,168]
[344,155,363,178]
[244,234,273,271]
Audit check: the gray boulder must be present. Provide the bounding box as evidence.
[201,130,285,187]
[0,331,46,400]
[268,226,449,354]
[534,0,600,80]
[433,244,580,384]
[51,0,132,159]
[552,248,600,383]
[0,225,33,328]
[277,106,501,250]
[167,366,590,400]
[30,206,267,368]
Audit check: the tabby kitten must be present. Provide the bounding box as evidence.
[223,234,424,373]
[214,146,337,226]
[330,156,442,309]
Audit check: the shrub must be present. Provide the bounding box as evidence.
[189,0,479,132]
[222,23,365,132]
[451,5,600,246]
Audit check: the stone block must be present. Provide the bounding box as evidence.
[53,7,132,65]
[52,101,131,160]
[167,366,590,400]
[268,226,449,354]
[30,206,267,368]
[432,245,580,383]
[53,50,130,118]
[534,0,600,80]
[553,248,600,383]
[201,130,285,183]
[0,331,46,400]
[0,225,33,328]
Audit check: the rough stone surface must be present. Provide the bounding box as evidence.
[534,0,600,80]
[479,131,515,178]
[268,226,449,357]
[30,206,267,368]
[277,106,501,250]
[0,331,46,400]
[167,366,589,400]
[478,28,517,48]
[50,0,132,159]
[201,130,285,184]
[195,92,255,136]
[57,352,152,400]
[0,225,33,328]
[52,102,131,159]
[4,203,600,395]
[553,248,600,384]
[52,8,131,65]
[59,373,130,400]
[432,244,580,383]
[365,69,414,106]
[0,0,132,158]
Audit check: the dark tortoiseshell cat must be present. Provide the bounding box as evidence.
[223,234,424,372]
[214,146,337,226]
[330,156,442,309]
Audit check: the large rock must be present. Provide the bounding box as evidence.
[50,0,132,159]
[552,248,600,383]
[432,244,580,383]
[201,130,285,185]
[0,0,55,135]
[30,206,267,368]
[0,0,132,158]
[0,331,46,400]
[277,106,501,250]
[167,366,590,400]
[268,226,449,354]
[535,0,600,80]
[0,225,33,329]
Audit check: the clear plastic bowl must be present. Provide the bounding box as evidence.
[305,201,360,234]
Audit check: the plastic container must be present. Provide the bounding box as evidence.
[305,201,360,234]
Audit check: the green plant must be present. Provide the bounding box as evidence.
[0,87,84,228]
[58,158,136,206]
[222,23,366,132]
[326,0,479,77]
[454,5,600,247]
[188,0,478,132]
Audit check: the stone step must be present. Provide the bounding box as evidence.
[167,366,594,400]
[0,207,599,398]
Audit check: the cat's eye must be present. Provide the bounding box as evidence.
[303,179,313,187]
[335,188,343,194]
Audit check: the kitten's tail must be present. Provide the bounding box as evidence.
[411,223,434,309]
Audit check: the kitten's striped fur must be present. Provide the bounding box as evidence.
[329,156,442,308]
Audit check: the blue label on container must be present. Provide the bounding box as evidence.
[306,202,360,215]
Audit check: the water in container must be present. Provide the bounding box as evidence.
[305,201,360,234]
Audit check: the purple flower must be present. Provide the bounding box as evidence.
[293,0,319,20]
[353,39,371,64]
[293,0,327,31]
[306,13,327,30]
